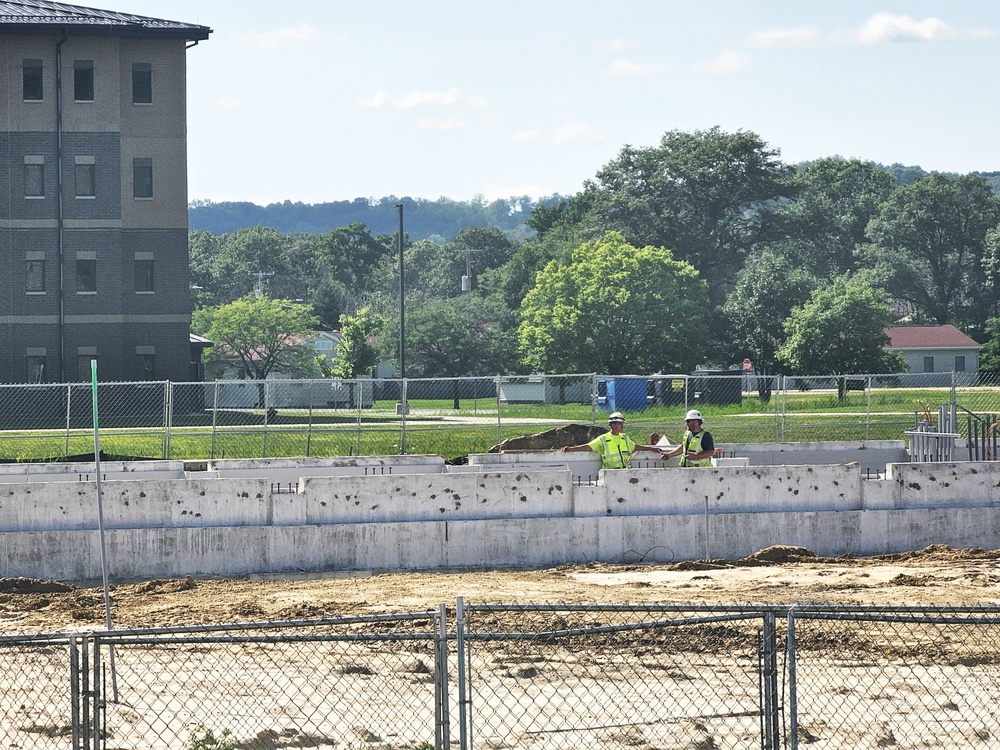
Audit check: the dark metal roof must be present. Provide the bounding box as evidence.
[0,0,211,40]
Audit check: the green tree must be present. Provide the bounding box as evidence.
[776,274,906,399]
[518,231,709,375]
[776,158,896,278]
[979,316,1000,373]
[586,127,794,311]
[722,247,817,400]
[326,307,383,379]
[382,295,517,407]
[864,173,1000,336]
[192,296,320,388]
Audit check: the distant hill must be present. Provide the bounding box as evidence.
[189,168,1000,240]
[188,195,565,240]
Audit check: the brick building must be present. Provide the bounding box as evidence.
[0,1,210,383]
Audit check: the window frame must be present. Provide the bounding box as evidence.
[132,62,152,105]
[26,355,47,384]
[26,259,46,293]
[133,157,153,200]
[24,161,45,198]
[76,258,97,294]
[135,352,156,380]
[73,59,94,102]
[134,258,154,293]
[75,162,96,199]
[23,58,43,101]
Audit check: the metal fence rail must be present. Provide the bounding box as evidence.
[4,604,1000,749]
[2,371,999,461]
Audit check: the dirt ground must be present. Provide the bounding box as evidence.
[3,543,1000,633]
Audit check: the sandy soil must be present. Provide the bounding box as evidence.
[3,544,1000,633]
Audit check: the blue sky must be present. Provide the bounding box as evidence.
[117,1,998,205]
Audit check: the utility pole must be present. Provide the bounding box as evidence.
[250,270,274,298]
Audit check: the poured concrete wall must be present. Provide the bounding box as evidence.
[1,457,999,581]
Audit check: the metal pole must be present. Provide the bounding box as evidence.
[495,376,502,446]
[397,203,405,382]
[788,609,799,750]
[89,362,118,703]
[435,602,451,750]
[456,596,469,750]
[210,380,219,460]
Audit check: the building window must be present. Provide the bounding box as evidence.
[955,355,966,372]
[76,259,97,293]
[923,356,935,373]
[133,158,153,199]
[74,60,94,102]
[135,258,154,292]
[26,259,46,293]
[23,58,43,101]
[315,339,334,351]
[75,162,96,198]
[78,356,96,382]
[132,62,152,104]
[26,355,47,384]
[24,158,44,198]
[136,353,156,380]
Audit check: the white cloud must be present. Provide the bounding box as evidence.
[216,96,243,109]
[359,87,484,109]
[609,59,665,76]
[239,24,333,51]
[751,25,824,48]
[693,50,752,75]
[855,13,956,44]
[415,117,467,131]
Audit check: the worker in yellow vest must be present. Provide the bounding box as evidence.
[563,412,663,469]
[661,409,715,467]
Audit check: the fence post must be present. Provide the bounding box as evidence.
[70,635,82,750]
[760,611,781,749]
[787,609,798,750]
[455,596,470,750]
[210,380,219,460]
[864,375,871,443]
[400,378,408,454]
[435,602,451,750]
[65,382,73,459]
[590,373,598,425]
[495,375,502,446]
[163,380,173,459]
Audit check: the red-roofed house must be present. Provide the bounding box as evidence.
[884,325,981,385]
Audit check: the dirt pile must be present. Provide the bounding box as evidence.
[488,423,607,452]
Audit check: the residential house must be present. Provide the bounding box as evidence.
[885,325,981,386]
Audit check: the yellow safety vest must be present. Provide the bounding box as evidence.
[589,433,636,469]
[680,430,712,467]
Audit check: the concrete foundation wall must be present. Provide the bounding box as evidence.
[2,456,1000,581]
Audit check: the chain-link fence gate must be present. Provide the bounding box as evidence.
[4,604,1000,749]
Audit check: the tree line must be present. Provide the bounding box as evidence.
[190,127,1000,398]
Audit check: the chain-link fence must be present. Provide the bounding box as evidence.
[2,371,1000,461]
[3,604,1000,749]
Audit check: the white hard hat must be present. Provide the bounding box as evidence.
[608,412,625,424]
[685,409,703,422]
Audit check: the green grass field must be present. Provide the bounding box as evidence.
[0,385,993,463]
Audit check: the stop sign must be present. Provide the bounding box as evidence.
[742,358,752,372]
